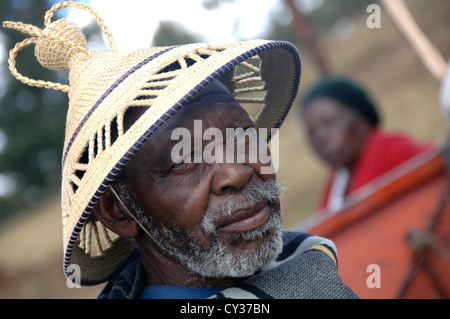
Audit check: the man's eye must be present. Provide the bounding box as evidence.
[172,159,188,169]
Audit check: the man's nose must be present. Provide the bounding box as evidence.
[211,162,254,195]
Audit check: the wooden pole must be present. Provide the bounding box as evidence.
[285,0,332,76]
[380,0,447,83]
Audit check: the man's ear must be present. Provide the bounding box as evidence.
[93,186,139,238]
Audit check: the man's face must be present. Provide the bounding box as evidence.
[120,81,283,278]
[303,97,370,169]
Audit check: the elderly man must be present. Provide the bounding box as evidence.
[4,1,357,299]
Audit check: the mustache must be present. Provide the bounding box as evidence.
[201,179,286,234]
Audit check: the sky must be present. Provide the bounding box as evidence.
[0,0,324,62]
[66,0,286,50]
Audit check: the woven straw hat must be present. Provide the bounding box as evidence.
[3,1,301,285]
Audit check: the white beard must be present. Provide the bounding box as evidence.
[118,179,284,279]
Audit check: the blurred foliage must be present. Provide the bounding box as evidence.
[0,0,107,222]
[0,0,67,220]
[266,0,379,44]
[202,0,236,10]
[152,20,202,47]
[307,0,378,33]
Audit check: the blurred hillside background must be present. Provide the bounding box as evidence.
[0,0,449,298]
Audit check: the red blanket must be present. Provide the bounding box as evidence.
[319,128,434,212]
